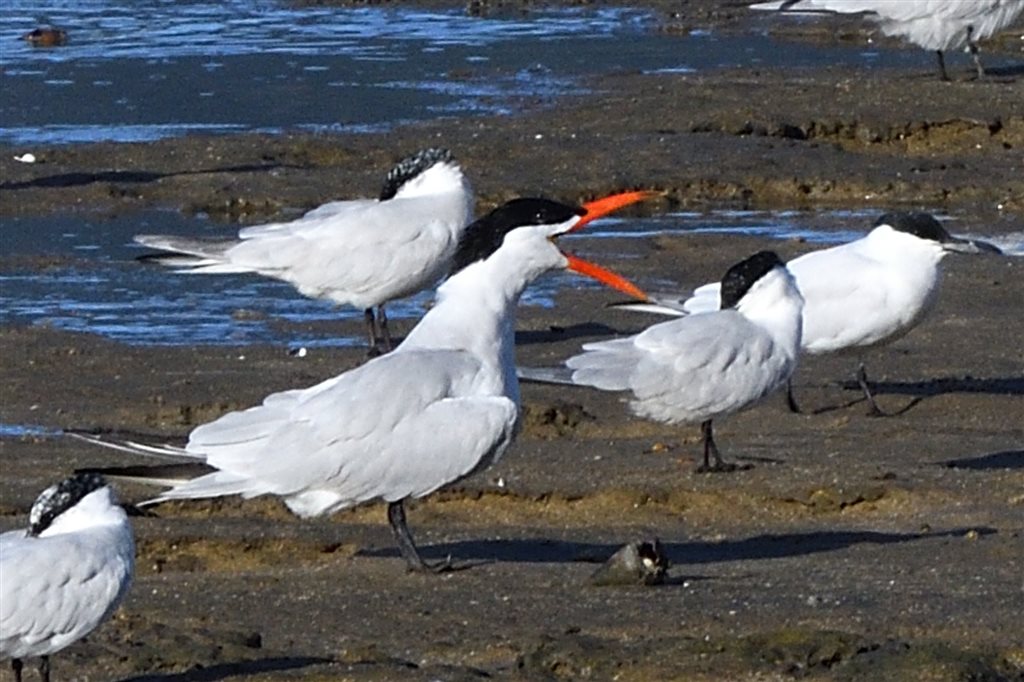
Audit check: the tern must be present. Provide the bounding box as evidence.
[750,0,1024,80]
[522,251,803,473]
[135,148,474,354]
[75,190,653,572]
[1,474,134,682]
[654,213,1000,415]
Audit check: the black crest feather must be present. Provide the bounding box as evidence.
[876,212,952,243]
[29,472,107,536]
[719,251,785,309]
[449,198,582,275]
[379,148,454,201]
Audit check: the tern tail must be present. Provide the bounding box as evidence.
[515,366,577,385]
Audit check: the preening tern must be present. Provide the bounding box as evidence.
[663,212,1000,414]
[135,148,474,353]
[76,190,653,572]
[750,0,1024,80]
[523,251,803,472]
[1,474,134,682]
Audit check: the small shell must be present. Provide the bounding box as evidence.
[589,539,669,586]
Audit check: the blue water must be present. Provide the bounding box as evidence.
[0,208,917,348]
[2,2,1017,347]
[0,423,63,438]
[0,0,951,145]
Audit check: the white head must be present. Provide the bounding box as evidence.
[720,250,804,349]
[719,251,798,308]
[379,148,470,201]
[28,473,125,537]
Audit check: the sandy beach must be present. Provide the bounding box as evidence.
[1,2,1023,680]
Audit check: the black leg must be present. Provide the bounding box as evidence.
[377,304,393,351]
[936,50,950,81]
[695,420,739,473]
[785,379,802,414]
[364,308,384,357]
[364,307,378,348]
[967,26,985,79]
[12,658,22,682]
[38,656,49,682]
[387,500,454,573]
[857,363,889,417]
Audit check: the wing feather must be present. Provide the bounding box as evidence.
[0,527,132,659]
[153,349,515,516]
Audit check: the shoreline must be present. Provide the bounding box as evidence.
[1,6,1023,680]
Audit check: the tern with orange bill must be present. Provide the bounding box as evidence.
[76,190,654,572]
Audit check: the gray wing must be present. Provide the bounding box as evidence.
[0,527,133,659]
[568,311,795,424]
[159,349,518,515]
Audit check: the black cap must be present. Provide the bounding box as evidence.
[449,198,583,275]
[719,251,785,309]
[876,212,954,243]
[379,148,455,201]
[29,473,107,536]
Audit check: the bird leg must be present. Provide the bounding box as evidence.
[364,307,394,357]
[377,304,393,351]
[856,363,889,417]
[935,50,951,81]
[387,500,454,573]
[11,658,22,682]
[363,308,380,355]
[695,420,738,473]
[966,26,985,79]
[785,379,802,414]
[38,656,49,682]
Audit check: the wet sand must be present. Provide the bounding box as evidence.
[1,4,1023,681]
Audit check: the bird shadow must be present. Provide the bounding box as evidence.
[118,656,332,682]
[981,63,1024,79]
[515,322,632,346]
[370,322,633,354]
[841,375,1024,398]
[805,374,1024,416]
[808,394,923,417]
[360,527,990,567]
[0,163,302,191]
[938,449,1024,471]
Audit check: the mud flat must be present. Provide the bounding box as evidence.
[1,4,1023,681]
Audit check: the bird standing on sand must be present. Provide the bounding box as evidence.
[522,251,804,473]
[76,190,653,572]
[750,0,1024,80]
[1,474,134,682]
[134,148,474,354]
[671,213,1000,415]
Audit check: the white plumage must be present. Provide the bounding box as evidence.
[677,212,997,413]
[566,251,803,472]
[146,348,519,518]
[80,191,652,571]
[1,475,134,682]
[135,148,474,351]
[751,0,1024,78]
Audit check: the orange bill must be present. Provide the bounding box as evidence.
[572,189,659,232]
[565,254,648,301]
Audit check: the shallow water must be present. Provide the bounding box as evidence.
[0,0,947,145]
[2,3,1017,346]
[8,207,1016,348]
